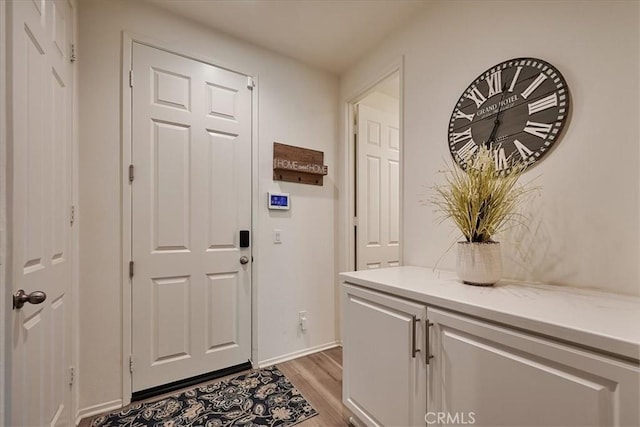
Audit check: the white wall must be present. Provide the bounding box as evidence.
[340,0,640,296]
[359,91,400,118]
[78,0,338,413]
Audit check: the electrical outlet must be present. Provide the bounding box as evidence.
[298,311,307,332]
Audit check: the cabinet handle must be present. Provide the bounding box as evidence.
[426,320,434,365]
[412,315,421,358]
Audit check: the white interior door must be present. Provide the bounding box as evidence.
[10,0,74,425]
[356,103,400,270]
[131,43,252,393]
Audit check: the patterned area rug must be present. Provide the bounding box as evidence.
[91,366,317,427]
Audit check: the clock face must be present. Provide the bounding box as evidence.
[448,58,570,171]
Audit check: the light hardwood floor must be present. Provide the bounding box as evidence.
[79,346,349,426]
[278,346,349,426]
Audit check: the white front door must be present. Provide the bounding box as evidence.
[130,43,252,393]
[356,103,400,270]
[10,0,74,425]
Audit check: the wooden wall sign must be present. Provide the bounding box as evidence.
[273,142,328,186]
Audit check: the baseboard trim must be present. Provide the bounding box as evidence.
[258,341,340,368]
[76,399,123,425]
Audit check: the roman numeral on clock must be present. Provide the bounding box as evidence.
[486,71,502,97]
[494,147,507,170]
[453,109,475,122]
[465,86,487,108]
[528,93,558,115]
[513,139,534,160]
[524,121,553,139]
[508,66,523,92]
[521,73,548,99]
[451,127,473,144]
[457,139,478,161]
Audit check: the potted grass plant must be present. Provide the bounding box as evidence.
[430,145,536,286]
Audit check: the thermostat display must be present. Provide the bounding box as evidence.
[268,192,290,210]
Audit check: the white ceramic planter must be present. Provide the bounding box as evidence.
[456,241,502,286]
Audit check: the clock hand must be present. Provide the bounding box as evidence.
[486,81,510,147]
[486,115,501,147]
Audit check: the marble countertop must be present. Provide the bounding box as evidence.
[339,266,640,361]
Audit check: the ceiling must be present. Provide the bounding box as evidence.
[142,0,429,74]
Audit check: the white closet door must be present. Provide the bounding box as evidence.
[356,103,400,270]
[10,0,74,425]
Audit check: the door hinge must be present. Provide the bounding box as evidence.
[129,70,133,88]
[129,356,134,373]
[353,217,359,226]
[247,76,255,90]
[129,164,134,183]
[70,205,76,226]
[129,261,134,278]
[69,366,75,386]
[70,43,77,63]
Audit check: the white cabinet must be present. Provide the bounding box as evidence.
[341,268,640,427]
[427,308,640,427]
[343,284,427,427]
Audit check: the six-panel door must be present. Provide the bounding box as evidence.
[131,43,252,392]
[356,103,400,271]
[10,0,75,425]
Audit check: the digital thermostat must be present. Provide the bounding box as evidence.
[268,192,290,210]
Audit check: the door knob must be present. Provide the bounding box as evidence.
[240,256,249,265]
[13,289,47,310]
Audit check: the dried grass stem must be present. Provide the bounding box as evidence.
[429,146,537,243]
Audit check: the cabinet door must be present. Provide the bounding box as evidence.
[343,284,427,427]
[427,308,640,427]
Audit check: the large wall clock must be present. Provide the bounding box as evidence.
[448,57,570,171]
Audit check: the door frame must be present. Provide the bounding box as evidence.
[120,33,259,405]
[341,58,405,273]
[71,2,80,422]
[1,1,9,423]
